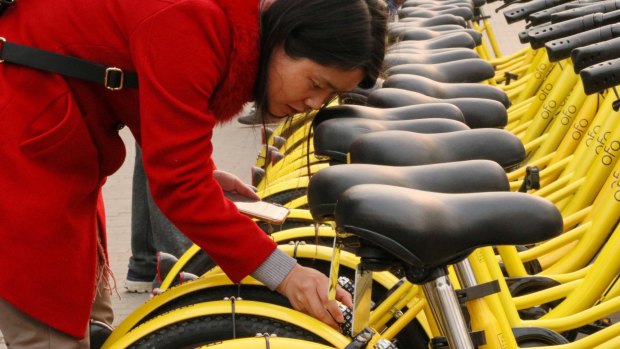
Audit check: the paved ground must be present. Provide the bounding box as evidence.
[0,3,528,347]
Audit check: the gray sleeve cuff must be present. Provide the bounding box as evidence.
[250,248,297,291]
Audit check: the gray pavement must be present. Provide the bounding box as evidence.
[0,4,528,347]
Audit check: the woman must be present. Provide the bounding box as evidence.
[0,0,387,347]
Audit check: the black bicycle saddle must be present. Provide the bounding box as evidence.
[334,185,563,281]
[367,88,507,129]
[307,160,509,222]
[313,117,470,164]
[313,104,465,127]
[402,3,474,11]
[390,27,482,46]
[399,6,474,21]
[348,129,525,170]
[383,74,511,107]
[387,32,477,50]
[385,59,495,83]
[389,22,465,34]
[403,0,479,8]
[396,14,468,27]
[383,50,480,69]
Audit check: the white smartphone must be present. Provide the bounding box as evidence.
[224,191,290,225]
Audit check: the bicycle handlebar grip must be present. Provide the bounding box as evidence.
[545,24,620,62]
[528,2,588,26]
[551,0,620,23]
[571,37,620,73]
[503,0,571,24]
[528,13,603,50]
[580,58,620,95]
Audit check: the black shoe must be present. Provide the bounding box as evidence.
[125,270,156,293]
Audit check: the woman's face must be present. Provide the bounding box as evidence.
[266,46,364,118]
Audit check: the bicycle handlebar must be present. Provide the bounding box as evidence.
[550,0,620,23]
[545,23,620,62]
[518,29,530,44]
[503,0,572,24]
[580,58,620,95]
[528,0,600,26]
[571,37,620,73]
[495,0,529,14]
[527,11,620,49]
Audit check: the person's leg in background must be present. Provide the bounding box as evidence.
[146,190,193,260]
[126,144,158,293]
[126,144,192,293]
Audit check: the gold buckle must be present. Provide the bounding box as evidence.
[104,66,124,91]
[0,37,6,63]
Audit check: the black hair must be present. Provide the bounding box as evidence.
[253,0,388,115]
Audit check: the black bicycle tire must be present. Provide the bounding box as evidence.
[127,313,328,349]
[140,285,291,324]
[513,326,570,346]
[143,259,377,325]
[179,228,336,276]
[261,188,307,205]
[134,284,428,349]
[167,239,342,283]
[256,218,314,233]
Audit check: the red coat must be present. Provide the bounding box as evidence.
[0,0,277,338]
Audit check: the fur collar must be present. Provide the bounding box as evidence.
[209,0,260,123]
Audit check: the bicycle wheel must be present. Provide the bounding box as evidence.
[196,336,337,349]
[127,313,328,349]
[140,285,291,324]
[513,327,570,346]
[261,188,307,205]
[147,243,428,348]
[256,218,313,232]
[172,229,336,278]
[140,264,428,348]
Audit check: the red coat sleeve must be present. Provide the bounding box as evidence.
[129,0,277,282]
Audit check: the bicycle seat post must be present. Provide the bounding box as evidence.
[454,259,478,288]
[420,267,475,349]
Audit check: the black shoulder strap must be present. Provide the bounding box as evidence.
[0,39,138,90]
[0,0,138,91]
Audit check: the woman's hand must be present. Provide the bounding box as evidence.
[276,264,353,331]
[213,170,260,200]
